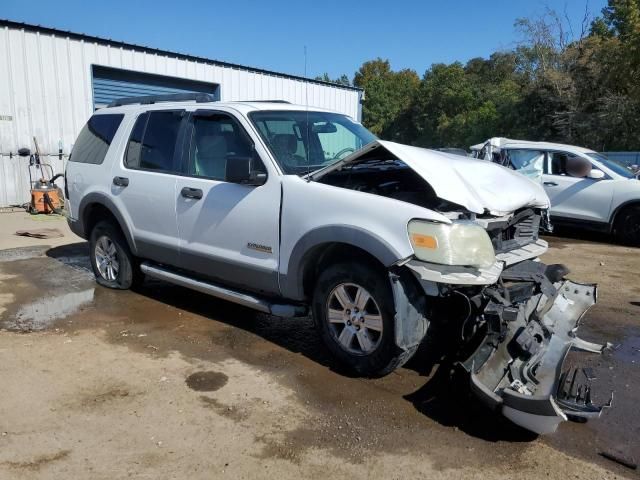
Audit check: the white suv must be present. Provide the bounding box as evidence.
[65,94,610,434]
[472,138,640,244]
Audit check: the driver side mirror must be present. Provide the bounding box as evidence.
[588,169,605,180]
[226,156,267,186]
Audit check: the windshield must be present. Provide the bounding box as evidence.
[249,111,376,175]
[587,152,635,179]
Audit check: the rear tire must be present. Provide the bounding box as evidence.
[614,205,640,246]
[312,261,416,377]
[89,220,143,289]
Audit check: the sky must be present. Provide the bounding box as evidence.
[2,0,608,80]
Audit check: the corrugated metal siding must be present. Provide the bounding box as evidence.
[0,25,361,206]
[92,66,220,108]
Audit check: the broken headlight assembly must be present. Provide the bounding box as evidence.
[408,220,496,268]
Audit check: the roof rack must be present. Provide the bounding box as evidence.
[107,92,216,107]
[242,100,291,103]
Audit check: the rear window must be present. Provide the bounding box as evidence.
[70,114,124,164]
[125,110,184,172]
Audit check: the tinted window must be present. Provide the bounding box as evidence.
[70,114,124,164]
[125,111,184,172]
[189,113,258,181]
[125,113,148,168]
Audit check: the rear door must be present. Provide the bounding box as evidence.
[174,110,281,295]
[110,109,187,266]
[542,150,613,223]
[66,113,125,220]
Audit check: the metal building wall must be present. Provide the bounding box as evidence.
[0,24,361,206]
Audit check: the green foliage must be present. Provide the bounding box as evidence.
[353,59,420,137]
[353,1,640,150]
[314,73,352,86]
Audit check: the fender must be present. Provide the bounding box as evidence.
[77,192,138,254]
[280,225,404,301]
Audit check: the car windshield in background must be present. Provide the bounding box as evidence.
[587,152,635,179]
[249,111,376,175]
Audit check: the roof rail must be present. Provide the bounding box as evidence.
[242,100,291,104]
[107,92,216,107]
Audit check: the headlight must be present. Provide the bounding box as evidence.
[408,220,496,268]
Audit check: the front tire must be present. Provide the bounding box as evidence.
[89,220,142,289]
[312,261,415,377]
[614,205,640,246]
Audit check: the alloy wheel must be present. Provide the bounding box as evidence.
[326,282,383,355]
[94,235,120,282]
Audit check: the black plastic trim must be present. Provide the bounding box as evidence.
[178,249,280,296]
[108,93,215,107]
[280,226,402,301]
[550,215,610,233]
[77,192,137,254]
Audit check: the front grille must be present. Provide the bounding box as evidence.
[487,209,540,254]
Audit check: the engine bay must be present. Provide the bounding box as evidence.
[317,160,466,212]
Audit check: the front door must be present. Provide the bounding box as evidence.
[542,151,613,223]
[174,110,281,295]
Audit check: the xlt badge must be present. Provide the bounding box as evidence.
[247,242,273,254]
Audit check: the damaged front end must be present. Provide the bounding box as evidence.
[463,260,612,434]
[312,139,611,433]
[407,256,612,435]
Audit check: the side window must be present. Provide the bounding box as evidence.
[551,151,593,178]
[125,110,184,172]
[125,113,148,168]
[504,149,545,180]
[550,151,578,175]
[189,113,262,181]
[70,114,124,164]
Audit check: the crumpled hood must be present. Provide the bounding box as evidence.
[312,140,550,216]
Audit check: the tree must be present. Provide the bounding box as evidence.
[314,73,352,86]
[350,1,640,151]
[353,59,420,137]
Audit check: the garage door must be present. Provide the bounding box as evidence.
[92,66,220,109]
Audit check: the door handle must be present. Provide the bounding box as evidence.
[544,181,558,186]
[113,176,129,187]
[181,187,203,200]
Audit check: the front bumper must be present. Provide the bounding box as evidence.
[463,274,611,434]
[459,263,612,434]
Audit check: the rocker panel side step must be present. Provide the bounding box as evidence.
[140,262,306,318]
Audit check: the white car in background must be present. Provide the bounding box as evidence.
[472,138,640,245]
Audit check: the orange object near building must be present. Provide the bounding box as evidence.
[30,186,63,214]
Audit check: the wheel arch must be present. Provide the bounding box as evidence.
[280,226,405,302]
[79,193,137,254]
[609,199,640,233]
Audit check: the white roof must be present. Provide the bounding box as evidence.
[472,137,596,155]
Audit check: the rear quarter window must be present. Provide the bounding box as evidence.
[70,114,124,165]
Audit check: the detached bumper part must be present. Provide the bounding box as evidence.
[462,262,612,435]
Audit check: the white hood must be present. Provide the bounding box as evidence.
[311,140,550,216]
